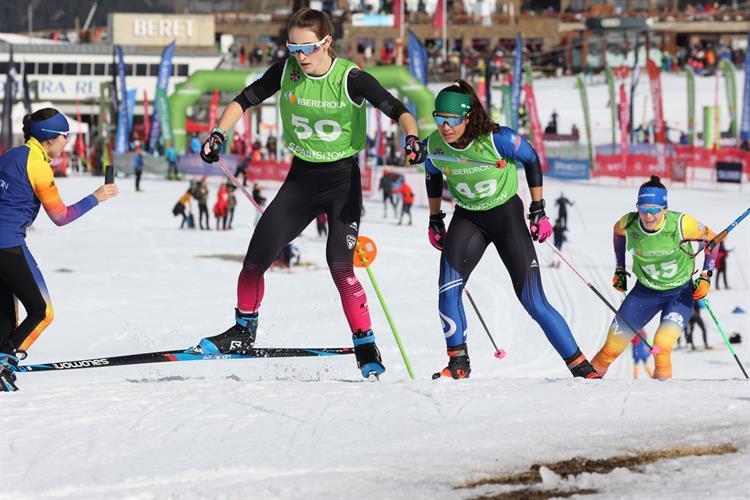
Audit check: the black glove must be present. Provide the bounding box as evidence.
[200,128,226,163]
[428,211,447,251]
[404,135,427,165]
[612,266,631,292]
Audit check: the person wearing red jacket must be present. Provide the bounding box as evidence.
[393,181,414,225]
[214,184,229,230]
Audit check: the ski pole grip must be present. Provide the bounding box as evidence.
[104,165,115,184]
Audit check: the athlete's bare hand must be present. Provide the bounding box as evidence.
[94,184,119,202]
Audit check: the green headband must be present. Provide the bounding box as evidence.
[434,90,471,117]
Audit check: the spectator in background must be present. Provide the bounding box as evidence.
[631,335,653,379]
[715,241,730,290]
[687,300,711,350]
[393,180,414,225]
[378,170,397,218]
[173,188,194,229]
[190,133,202,154]
[196,178,210,230]
[555,193,574,230]
[266,135,277,160]
[316,212,328,238]
[252,182,266,226]
[226,183,237,230]
[550,219,567,268]
[214,183,228,230]
[165,145,178,180]
[133,146,143,192]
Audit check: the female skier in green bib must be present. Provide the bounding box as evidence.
[197,8,427,379]
[424,80,598,380]
[591,176,717,379]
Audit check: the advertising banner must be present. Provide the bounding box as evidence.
[114,45,129,154]
[720,59,738,139]
[147,42,176,151]
[646,59,666,144]
[686,66,696,145]
[716,162,742,183]
[511,33,522,130]
[576,75,594,168]
[524,83,547,172]
[547,158,590,179]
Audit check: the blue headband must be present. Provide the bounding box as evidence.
[29,112,69,142]
[637,186,668,207]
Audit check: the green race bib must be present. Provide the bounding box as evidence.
[427,131,518,211]
[279,58,366,163]
[626,210,694,290]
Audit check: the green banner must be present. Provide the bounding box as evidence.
[524,64,533,88]
[575,75,594,169]
[605,68,616,146]
[156,88,173,146]
[703,106,719,149]
[501,84,512,127]
[720,59,738,139]
[686,66,696,146]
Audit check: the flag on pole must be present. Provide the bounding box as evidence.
[646,59,666,144]
[148,41,176,152]
[406,30,427,85]
[741,30,750,142]
[142,90,151,142]
[1,45,16,151]
[619,84,629,170]
[720,58,738,140]
[686,65,696,146]
[114,45,130,153]
[511,33,522,130]
[524,83,547,172]
[576,75,595,169]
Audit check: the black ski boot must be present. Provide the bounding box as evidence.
[565,349,602,379]
[432,343,471,380]
[353,330,385,379]
[0,352,19,392]
[199,309,258,355]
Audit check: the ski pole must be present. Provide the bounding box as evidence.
[702,300,749,379]
[681,207,750,257]
[463,288,506,359]
[354,236,415,379]
[427,154,504,168]
[217,158,264,215]
[545,241,657,352]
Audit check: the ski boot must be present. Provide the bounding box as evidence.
[0,352,19,392]
[432,343,471,380]
[353,329,385,379]
[565,350,602,379]
[199,309,258,355]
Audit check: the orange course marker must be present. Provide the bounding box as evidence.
[354,236,377,268]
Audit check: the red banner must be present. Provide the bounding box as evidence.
[209,89,219,131]
[433,0,443,30]
[618,83,629,173]
[142,90,151,142]
[523,83,548,172]
[646,59,666,144]
[392,0,401,30]
[243,110,252,154]
[594,146,750,179]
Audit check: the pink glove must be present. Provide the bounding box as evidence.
[428,212,447,251]
[528,200,552,243]
[530,216,553,243]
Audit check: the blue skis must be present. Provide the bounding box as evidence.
[11,346,355,373]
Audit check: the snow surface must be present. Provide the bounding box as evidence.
[1,171,747,499]
[2,72,749,498]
